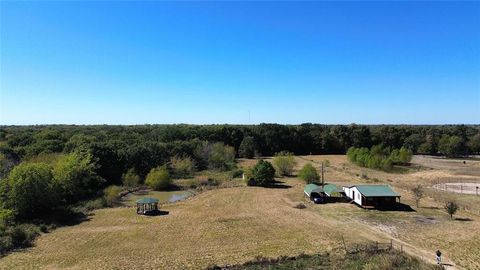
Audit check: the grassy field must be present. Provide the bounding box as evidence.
[0,155,478,269]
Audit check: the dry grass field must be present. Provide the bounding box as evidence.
[0,155,479,269]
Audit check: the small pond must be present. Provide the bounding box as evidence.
[123,190,196,206]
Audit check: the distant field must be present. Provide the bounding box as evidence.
[1,155,479,269]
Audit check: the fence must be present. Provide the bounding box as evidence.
[432,182,480,195]
[341,237,403,255]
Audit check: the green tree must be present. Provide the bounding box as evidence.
[195,142,235,171]
[121,168,141,187]
[438,135,462,157]
[170,155,195,178]
[272,151,296,176]
[468,133,480,154]
[298,163,319,184]
[246,160,276,186]
[145,165,171,190]
[6,163,59,218]
[403,134,425,153]
[417,142,434,155]
[103,185,122,207]
[398,147,413,164]
[53,152,102,202]
[208,142,235,171]
[444,201,459,220]
[238,136,256,158]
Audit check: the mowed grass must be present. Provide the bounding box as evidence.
[1,155,479,269]
[0,180,352,269]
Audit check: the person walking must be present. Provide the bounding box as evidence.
[436,249,442,265]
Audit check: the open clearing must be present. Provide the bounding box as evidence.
[1,155,479,269]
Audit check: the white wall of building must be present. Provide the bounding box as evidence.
[343,186,363,205]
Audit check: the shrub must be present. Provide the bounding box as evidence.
[145,165,171,190]
[272,151,296,176]
[298,163,319,183]
[0,223,40,254]
[246,160,275,186]
[6,163,59,219]
[103,185,122,207]
[83,197,107,211]
[170,156,195,178]
[0,209,15,227]
[122,168,141,187]
[444,201,459,220]
[8,224,39,248]
[230,168,244,179]
[399,147,412,164]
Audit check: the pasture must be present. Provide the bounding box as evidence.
[0,155,479,269]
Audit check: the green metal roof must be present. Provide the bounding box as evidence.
[304,184,323,196]
[322,184,338,196]
[136,197,159,204]
[355,185,400,197]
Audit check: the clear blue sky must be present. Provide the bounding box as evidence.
[1,1,479,125]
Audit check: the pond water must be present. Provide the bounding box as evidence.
[168,191,195,203]
[124,190,196,206]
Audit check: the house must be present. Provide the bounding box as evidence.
[343,185,400,208]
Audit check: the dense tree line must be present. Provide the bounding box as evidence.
[347,145,413,171]
[0,124,478,182]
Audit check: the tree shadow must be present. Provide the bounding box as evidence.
[40,207,93,227]
[263,180,292,189]
[422,206,440,210]
[374,203,415,212]
[455,217,473,222]
[142,210,169,216]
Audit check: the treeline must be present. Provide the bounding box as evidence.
[347,145,413,171]
[1,124,479,181]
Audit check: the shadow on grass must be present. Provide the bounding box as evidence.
[143,210,169,216]
[455,217,473,222]
[422,206,441,210]
[263,180,292,189]
[52,208,93,227]
[374,203,415,212]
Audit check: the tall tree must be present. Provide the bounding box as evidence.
[238,136,257,158]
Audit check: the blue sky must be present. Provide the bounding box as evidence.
[1,1,479,125]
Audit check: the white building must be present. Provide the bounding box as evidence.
[343,185,400,208]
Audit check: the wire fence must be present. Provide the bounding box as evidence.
[432,182,480,195]
[341,237,404,255]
